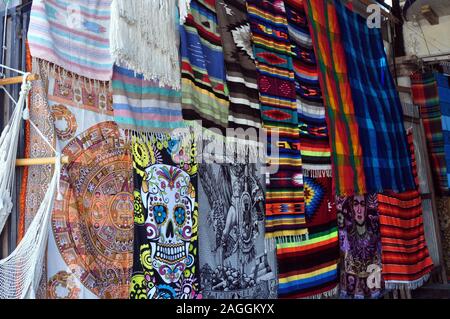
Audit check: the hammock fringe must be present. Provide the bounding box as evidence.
[385,274,431,291]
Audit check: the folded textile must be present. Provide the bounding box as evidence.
[112,64,185,132]
[130,131,201,299]
[304,0,366,196]
[335,0,415,194]
[110,0,181,89]
[411,72,448,195]
[336,193,384,299]
[247,0,306,242]
[277,176,339,299]
[180,0,230,131]
[28,0,113,81]
[284,0,331,177]
[435,72,450,190]
[198,163,277,299]
[378,131,434,290]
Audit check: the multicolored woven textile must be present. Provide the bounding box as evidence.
[437,196,450,281]
[247,0,306,241]
[215,0,261,131]
[180,0,230,131]
[435,72,450,190]
[28,0,113,81]
[285,0,331,177]
[305,0,366,196]
[335,0,415,194]
[130,132,201,299]
[277,176,339,298]
[44,69,133,299]
[198,163,277,299]
[336,193,384,299]
[411,72,448,195]
[378,131,434,289]
[112,65,185,132]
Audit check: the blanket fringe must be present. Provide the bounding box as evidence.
[302,285,339,299]
[110,0,181,89]
[302,168,333,178]
[274,233,309,245]
[385,274,430,291]
[33,57,111,94]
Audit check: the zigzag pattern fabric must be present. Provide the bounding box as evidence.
[247,0,306,241]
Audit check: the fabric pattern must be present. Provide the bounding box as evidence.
[277,176,339,298]
[180,0,230,131]
[284,0,331,177]
[336,193,384,299]
[28,0,113,81]
[43,70,133,299]
[305,0,366,196]
[130,131,201,299]
[112,65,185,132]
[335,0,415,194]
[411,72,448,195]
[378,131,434,289]
[435,72,450,190]
[437,196,450,281]
[215,0,261,131]
[247,0,306,241]
[198,163,277,299]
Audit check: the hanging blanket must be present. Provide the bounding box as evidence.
[335,0,415,194]
[215,0,261,131]
[28,65,133,299]
[180,0,230,131]
[435,72,450,190]
[277,176,339,298]
[197,163,277,299]
[247,0,306,242]
[304,0,366,196]
[336,193,384,299]
[112,64,185,132]
[411,72,448,195]
[28,0,113,81]
[130,131,201,299]
[378,131,434,289]
[284,0,331,177]
[110,0,181,89]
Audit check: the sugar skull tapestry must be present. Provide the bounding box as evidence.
[130,131,201,299]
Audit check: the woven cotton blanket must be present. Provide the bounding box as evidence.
[335,0,415,194]
[28,0,113,81]
[305,0,366,196]
[247,0,306,242]
[285,0,331,177]
[436,72,450,191]
[411,72,448,195]
[378,131,434,290]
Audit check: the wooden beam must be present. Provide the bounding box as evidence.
[421,5,439,25]
[15,156,69,167]
[0,73,39,86]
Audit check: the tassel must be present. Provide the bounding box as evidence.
[385,274,430,290]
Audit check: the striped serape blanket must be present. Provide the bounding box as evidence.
[411,72,448,195]
[335,0,415,194]
[285,0,332,177]
[247,0,306,241]
[180,0,230,131]
[112,65,185,132]
[378,131,434,289]
[305,0,366,196]
[28,0,113,81]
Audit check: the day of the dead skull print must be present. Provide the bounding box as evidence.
[130,132,201,299]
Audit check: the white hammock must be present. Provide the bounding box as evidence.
[0,74,31,233]
[0,73,62,298]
